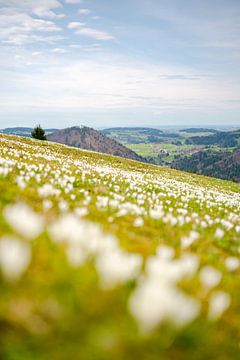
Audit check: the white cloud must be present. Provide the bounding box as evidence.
[75,27,114,41]
[65,0,83,4]
[68,22,114,41]
[69,43,102,52]
[0,0,63,19]
[32,51,42,56]
[1,56,239,113]
[68,21,86,29]
[0,10,62,45]
[78,8,91,15]
[91,16,101,20]
[52,47,68,53]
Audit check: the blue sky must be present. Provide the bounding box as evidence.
[0,0,240,128]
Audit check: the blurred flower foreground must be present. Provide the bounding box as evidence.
[0,134,240,359]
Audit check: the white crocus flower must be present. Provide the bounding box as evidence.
[38,184,61,197]
[199,266,222,289]
[156,245,175,260]
[48,214,86,245]
[214,228,224,239]
[67,245,87,267]
[208,291,231,320]
[133,217,144,227]
[225,257,239,271]
[4,203,44,240]
[0,237,31,281]
[96,249,142,289]
[129,278,200,332]
[181,231,199,249]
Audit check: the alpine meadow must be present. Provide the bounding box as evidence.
[0,134,239,359]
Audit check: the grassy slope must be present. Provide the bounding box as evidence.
[0,134,240,360]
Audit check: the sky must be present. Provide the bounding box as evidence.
[0,0,240,129]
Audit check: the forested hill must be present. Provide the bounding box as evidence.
[186,129,240,147]
[173,149,240,182]
[48,126,145,162]
[0,127,57,137]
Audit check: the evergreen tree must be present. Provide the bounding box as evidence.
[31,125,47,140]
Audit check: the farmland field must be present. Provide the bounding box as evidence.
[102,128,219,162]
[127,143,204,162]
[0,134,240,359]
[103,128,239,174]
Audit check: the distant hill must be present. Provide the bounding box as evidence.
[101,127,181,144]
[48,126,145,162]
[180,128,219,133]
[172,149,240,182]
[0,127,58,137]
[186,129,240,147]
[102,127,163,134]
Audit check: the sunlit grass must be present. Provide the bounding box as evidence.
[0,134,239,359]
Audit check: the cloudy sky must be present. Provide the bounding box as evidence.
[0,0,240,128]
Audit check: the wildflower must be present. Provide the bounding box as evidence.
[38,184,60,197]
[67,245,87,267]
[200,266,222,289]
[133,217,144,227]
[48,214,85,245]
[181,231,199,249]
[58,200,69,212]
[129,278,200,332]
[156,245,175,260]
[4,203,44,240]
[225,257,239,272]
[16,176,26,189]
[42,200,53,211]
[149,208,164,220]
[208,291,231,320]
[96,249,142,289]
[74,207,89,217]
[214,228,224,239]
[0,237,31,281]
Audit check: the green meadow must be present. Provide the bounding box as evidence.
[0,134,239,359]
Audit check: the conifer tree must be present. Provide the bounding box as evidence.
[31,125,47,140]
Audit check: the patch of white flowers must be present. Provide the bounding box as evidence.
[0,134,239,336]
[129,249,200,332]
[38,184,61,197]
[181,230,200,249]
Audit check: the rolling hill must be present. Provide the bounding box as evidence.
[186,129,240,147]
[48,126,144,162]
[179,128,219,134]
[173,149,240,182]
[0,127,58,137]
[0,133,240,359]
[102,127,179,144]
